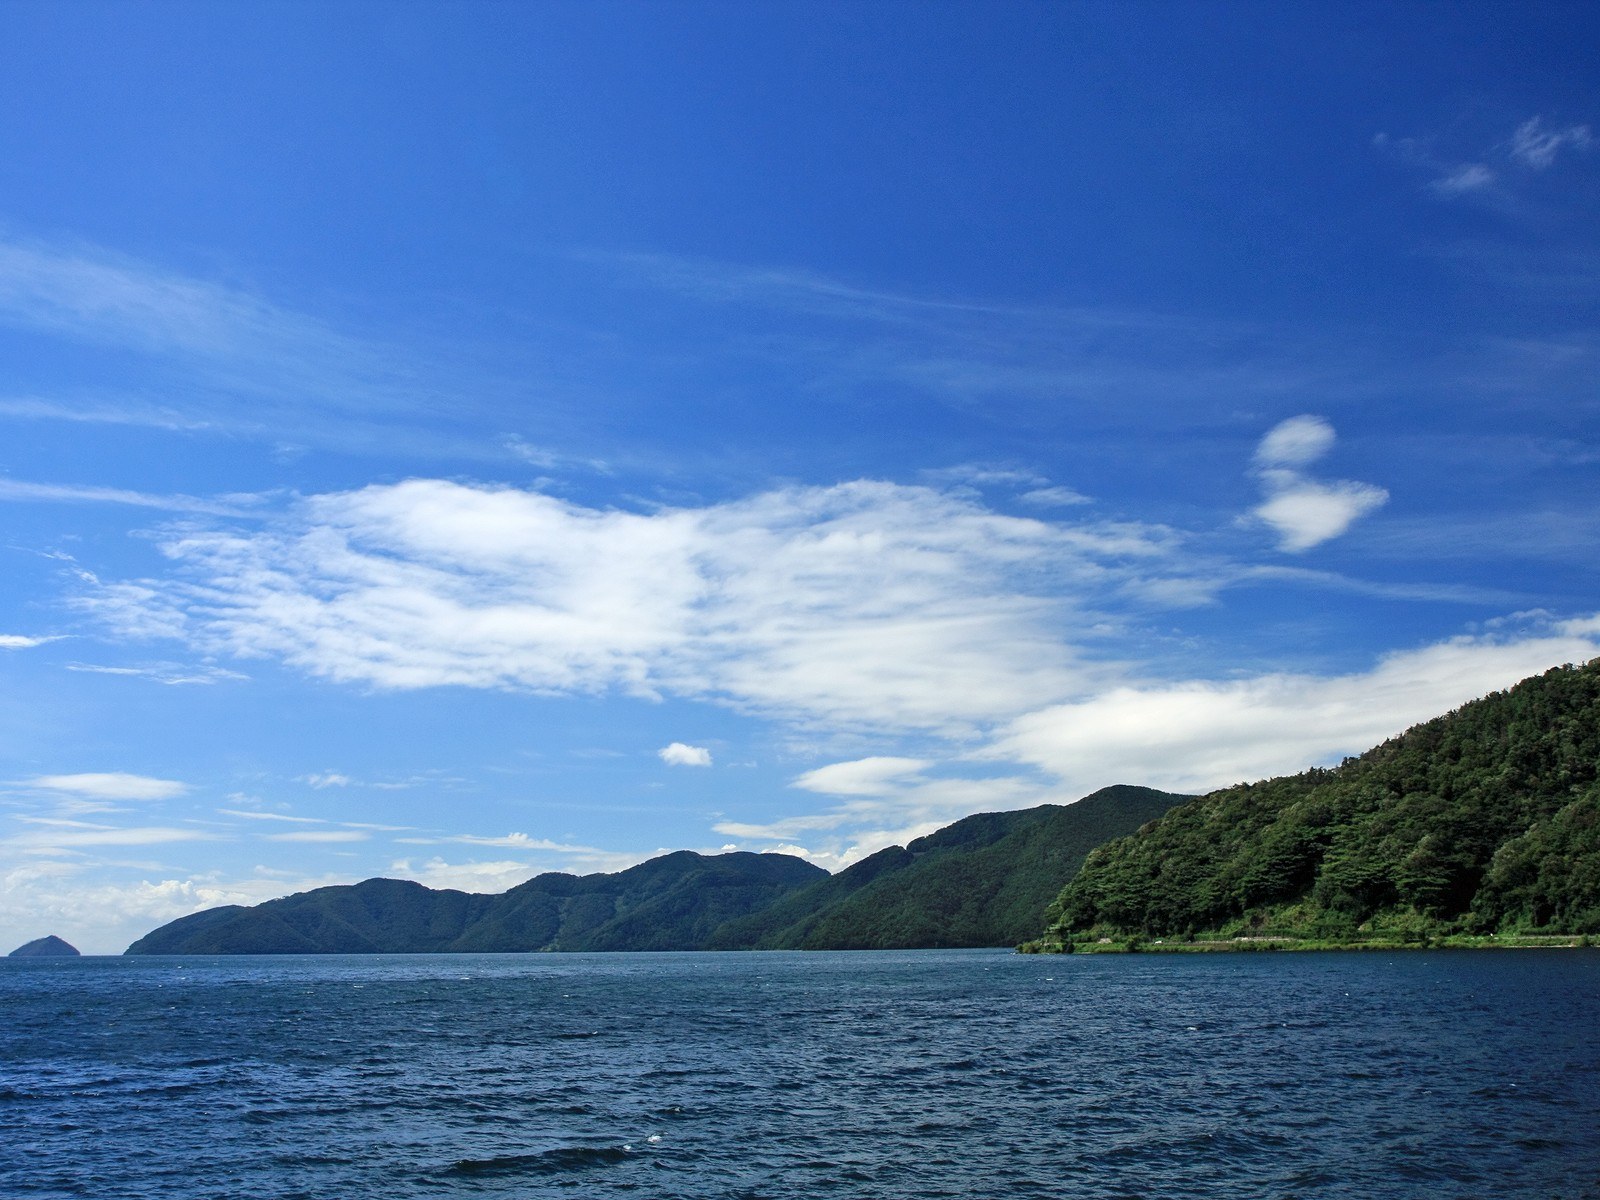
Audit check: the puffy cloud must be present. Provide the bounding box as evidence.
[24,773,188,801]
[1253,479,1390,552]
[719,619,1600,872]
[1253,414,1336,468]
[0,864,351,955]
[388,848,646,893]
[1249,416,1387,552]
[658,742,713,767]
[980,623,1600,797]
[88,478,1179,734]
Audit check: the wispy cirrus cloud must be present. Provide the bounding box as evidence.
[0,634,64,650]
[3,825,221,851]
[23,773,188,802]
[64,661,248,686]
[0,478,263,517]
[1509,116,1593,170]
[0,236,421,417]
[0,234,547,461]
[1377,115,1594,201]
[586,249,1339,419]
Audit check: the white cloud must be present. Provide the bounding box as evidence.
[0,634,62,649]
[0,235,431,427]
[658,742,712,767]
[64,661,247,686]
[1249,417,1387,552]
[715,618,1599,873]
[24,773,189,801]
[1379,117,1593,200]
[87,478,1179,734]
[0,478,251,516]
[217,808,323,824]
[403,832,608,854]
[792,756,930,796]
[263,830,369,843]
[387,856,548,894]
[1019,486,1092,507]
[0,863,353,954]
[1253,479,1390,552]
[1430,163,1496,196]
[720,762,1051,870]
[1509,117,1593,170]
[4,825,222,851]
[303,772,353,789]
[388,849,646,892]
[1253,414,1336,468]
[980,623,1600,798]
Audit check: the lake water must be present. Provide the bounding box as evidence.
[3,948,1599,1199]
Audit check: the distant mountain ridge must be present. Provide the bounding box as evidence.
[125,786,1186,954]
[125,850,824,955]
[1035,659,1600,950]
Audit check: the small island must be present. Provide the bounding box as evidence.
[9,935,81,958]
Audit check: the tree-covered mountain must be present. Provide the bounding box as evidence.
[707,785,1187,949]
[125,851,826,954]
[1033,660,1600,950]
[124,786,1185,954]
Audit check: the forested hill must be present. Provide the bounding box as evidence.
[125,851,827,955]
[125,786,1186,954]
[1034,660,1600,950]
[707,785,1187,949]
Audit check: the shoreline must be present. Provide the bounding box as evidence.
[1018,933,1597,954]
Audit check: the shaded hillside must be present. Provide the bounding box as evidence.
[125,851,825,954]
[709,786,1189,949]
[1036,660,1600,949]
[9,934,80,957]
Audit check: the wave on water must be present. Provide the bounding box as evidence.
[4,950,1600,1200]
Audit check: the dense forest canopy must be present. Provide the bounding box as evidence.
[1037,660,1600,948]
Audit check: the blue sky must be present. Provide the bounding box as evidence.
[2,2,1597,953]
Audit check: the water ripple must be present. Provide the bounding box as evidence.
[3,949,1600,1198]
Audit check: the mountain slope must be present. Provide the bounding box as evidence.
[709,785,1189,949]
[124,787,1188,955]
[1036,659,1600,948]
[9,934,81,957]
[125,851,826,954]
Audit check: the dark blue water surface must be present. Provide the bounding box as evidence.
[3,949,1599,1199]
